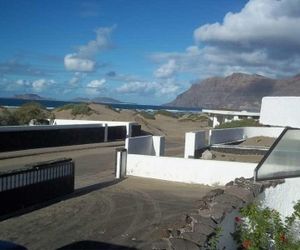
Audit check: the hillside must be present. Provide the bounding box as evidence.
[168,73,300,111]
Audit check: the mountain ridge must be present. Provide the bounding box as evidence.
[167,73,300,112]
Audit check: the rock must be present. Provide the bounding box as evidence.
[193,222,215,236]
[182,232,207,246]
[202,189,224,202]
[225,186,254,203]
[213,193,243,210]
[188,214,217,229]
[150,239,172,250]
[201,150,213,160]
[169,238,200,250]
[209,205,226,223]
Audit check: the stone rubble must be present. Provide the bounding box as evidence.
[151,177,284,250]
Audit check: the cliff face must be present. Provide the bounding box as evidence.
[168,73,300,111]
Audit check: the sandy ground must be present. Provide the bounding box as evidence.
[211,151,264,163]
[209,136,276,163]
[239,136,276,147]
[0,144,212,250]
[53,104,209,157]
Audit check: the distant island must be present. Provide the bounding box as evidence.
[13,94,51,100]
[72,96,123,104]
[10,94,122,104]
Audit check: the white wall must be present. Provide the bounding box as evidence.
[125,135,164,156]
[260,97,300,129]
[259,177,300,217]
[126,154,256,185]
[209,127,284,145]
[52,119,137,137]
[184,131,207,158]
[0,124,103,132]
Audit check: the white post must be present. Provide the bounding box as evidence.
[153,136,165,156]
[115,148,127,179]
[104,124,108,142]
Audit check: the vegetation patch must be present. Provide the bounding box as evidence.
[215,118,260,129]
[138,111,156,120]
[0,102,54,125]
[57,103,94,116]
[233,201,300,249]
[155,109,177,118]
[179,113,210,122]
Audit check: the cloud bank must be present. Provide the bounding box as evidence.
[153,0,300,79]
[64,26,115,72]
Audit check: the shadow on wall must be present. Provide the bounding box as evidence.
[57,240,137,250]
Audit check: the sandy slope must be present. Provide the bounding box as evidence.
[52,104,209,156]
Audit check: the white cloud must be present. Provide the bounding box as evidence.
[64,26,115,72]
[68,72,86,87]
[32,79,55,92]
[64,54,95,72]
[152,0,300,80]
[154,59,178,78]
[116,80,179,96]
[86,78,106,95]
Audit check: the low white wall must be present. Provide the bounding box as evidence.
[260,97,300,129]
[244,127,284,138]
[0,124,103,132]
[125,135,164,156]
[51,119,103,125]
[52,119,137,137]
[184,131,207,158]
[126,154,256,185]
[209,127,284,145]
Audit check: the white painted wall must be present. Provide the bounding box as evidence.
[51,119,137,137]
[244,127,284,138]
[184,131,207,158]
[125,135,165,156]
[126,154,256,185]
[260,97,300,129]
[259,177,300,217]
[0,124,103,132]
[209,127,284,145]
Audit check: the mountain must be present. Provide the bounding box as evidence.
[167,73,300,112]
[13,94,49,100]
[72,96,122,104]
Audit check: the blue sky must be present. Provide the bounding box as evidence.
[0,0,299,104]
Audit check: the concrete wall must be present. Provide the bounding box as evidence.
[209,127,284,145]
[125,135,165,156]
[52,119,138,137]
[259,177,300,217]
[260,97,300,128]
[126,154,256,185]
[184,131,208,158]
[210,128,245,145]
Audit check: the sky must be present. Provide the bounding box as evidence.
[0,0,300,104]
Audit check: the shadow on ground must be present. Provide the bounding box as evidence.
[57,240,137,250]
[0,179,124,222]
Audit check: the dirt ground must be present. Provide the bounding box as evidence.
[211,150,264,163]
[53,104,209,157]
[0,145,212,250]
[239,136,276,147]
[210,136,276,163]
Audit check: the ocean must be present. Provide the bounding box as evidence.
[0,98,201,112]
